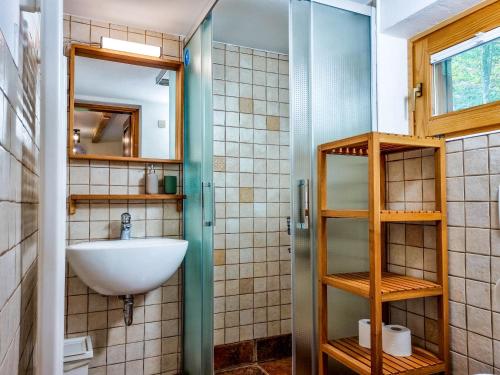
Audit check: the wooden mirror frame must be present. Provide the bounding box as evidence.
[68,44,184,163]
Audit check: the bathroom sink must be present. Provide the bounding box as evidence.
[66,238,188,295]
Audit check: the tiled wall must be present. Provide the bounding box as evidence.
[385,148,440,356]
[63,15,182,60]
[64,14,185,375]
[386,132,500,375]
[0,11,40,375]
[211,42,291,345]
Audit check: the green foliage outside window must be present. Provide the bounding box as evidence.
[434,38,500,114]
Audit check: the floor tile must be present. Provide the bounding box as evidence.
[216,365,264,375]
[258,357,292,375]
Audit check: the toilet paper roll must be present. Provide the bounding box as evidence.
[382,325,412,357]
[358,319,371,348]
[358,319,385,348]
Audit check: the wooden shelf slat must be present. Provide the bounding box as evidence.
[319,132,442,155]
[380,210,442,222]
[321,209,369,218]
[321,210,442,222]
[68,194,186,215]
[70,194,185,200]
[322,272,443,302]
[69,154,183,164]
[323,338,445,375]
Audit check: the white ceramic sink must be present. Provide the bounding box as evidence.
[66,238,188,295]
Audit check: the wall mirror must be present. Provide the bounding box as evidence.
[69,44,184,162]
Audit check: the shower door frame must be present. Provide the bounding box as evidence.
[290,1,377,374]
[183,15,214,375]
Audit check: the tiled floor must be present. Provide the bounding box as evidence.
[215,358,292,375]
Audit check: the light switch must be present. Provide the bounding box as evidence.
[158,120,166,128]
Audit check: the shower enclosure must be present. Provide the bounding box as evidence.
[183,0,375,373]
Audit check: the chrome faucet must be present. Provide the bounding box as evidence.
[120,213,131,240]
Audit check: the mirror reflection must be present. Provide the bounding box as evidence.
[73,56,177,159]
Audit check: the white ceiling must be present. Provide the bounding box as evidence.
[75,111,129,141]
[63,0,215,36]
[380,0,486,38]
[213,0,289,54]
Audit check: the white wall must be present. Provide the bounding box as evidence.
[140,100,170,159]
[376,5,409,135]
[375,0,486,135]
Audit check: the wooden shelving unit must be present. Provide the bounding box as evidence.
[317,132,448,374]
[68,194,186,215]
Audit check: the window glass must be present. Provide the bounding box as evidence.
[432,37,500,115]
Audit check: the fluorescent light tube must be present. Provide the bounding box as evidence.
[101,37,161,57]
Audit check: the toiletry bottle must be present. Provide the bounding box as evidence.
[146,164,159,194]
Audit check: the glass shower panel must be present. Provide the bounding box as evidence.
[290,1,313,374]
[290,1,373,373]
[183,16,214,375]
[311,0,372,345]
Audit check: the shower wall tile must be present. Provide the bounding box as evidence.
[212,43,290,346]
[386,131,500,374]
[64,14,183,375]
[0,13,40,375]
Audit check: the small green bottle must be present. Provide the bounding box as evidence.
[164,175,177,194]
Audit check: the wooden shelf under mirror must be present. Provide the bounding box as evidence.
[68,194,186,215]
[69,154,183,164]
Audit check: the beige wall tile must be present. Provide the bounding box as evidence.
[450,351,468,375]
[266,116,280,131]
[467,305,492,337]
[464,149,488,175]
[238,98,252,114]
[447,152,464,177]
[466,280,490,310]
[468,332,493,364]
[71,21,91,43]
[490,147,500,174]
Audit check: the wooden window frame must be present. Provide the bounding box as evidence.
[68,43,184,163]
[409,0,500,137]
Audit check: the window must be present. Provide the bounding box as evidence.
[431,29,500,115]
[410,1,500,137]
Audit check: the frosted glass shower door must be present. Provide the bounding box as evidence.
[183,16,214,375]
[290,1,374,374]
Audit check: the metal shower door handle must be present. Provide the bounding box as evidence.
[298,179,310,229]
[498,185,500,224]
[202,182,213,227]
